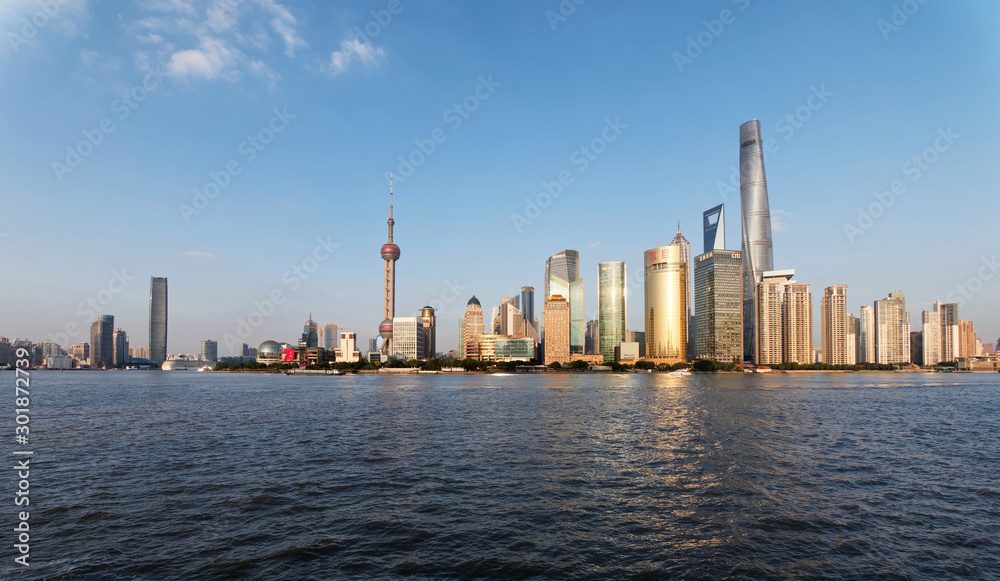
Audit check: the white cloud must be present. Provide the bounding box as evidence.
[123,0,304,85]
[184,250,215,258]
[167,36,235,79]
[327,37,386,77]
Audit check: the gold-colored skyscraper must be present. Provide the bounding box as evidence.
[644,245,687,362]
[544,295,570,365]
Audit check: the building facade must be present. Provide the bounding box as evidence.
[874,291,911,365]
[495,337,535,361]
[922,308,941,365]
[644,245,688,361]
[936,303,958,362]
[859,305,875,363]
[585,319,599,355]
[335,332,361,363]
[739,120,775,363]
[693,249,743,362]
[569,279,584,354]
[201,339,218,363]
[302,317,319,349]
[113,328,129,369]
[598,261,626,362]
[821,285,849,365]
[544,250,579,301]
[323,324,339,351]
[669,224,693,358]
[958,319,977,359]
[783,282,812,364]
[391,317,425,360]
[418,306,436,359]
[544,295,570,365]
[90,314,114,369]
[463,296,485,358]
[149,276,168,365]
[754,271,811,365]
[520,287,535,337]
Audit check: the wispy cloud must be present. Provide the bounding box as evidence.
[588,241,602,249]
[184,250,215,258]
[772,208,792,232]
[125,0,304,85]
[326,37,386,77]
[0,0,91,54]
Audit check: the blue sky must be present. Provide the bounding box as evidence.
[1,0,997,356]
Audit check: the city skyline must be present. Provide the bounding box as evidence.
[1,2,998,355]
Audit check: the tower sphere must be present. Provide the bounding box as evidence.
[379,318,394,339]
[381,242,400,261]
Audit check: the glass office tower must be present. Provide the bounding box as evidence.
[694,250,743,362]
[598,262,626,362]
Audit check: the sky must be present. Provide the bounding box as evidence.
[1,0,998,357]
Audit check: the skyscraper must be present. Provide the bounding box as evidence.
[418,306,436,358]
[783,281,812,364]
[598,261,626,362]
[569,279,584,354]
[874,291,910,365]
[669,224,693,357]
[391,317,425,360]
[520,286,535,335]
[323,324,339,351]
[821,285,849,365]
[958,319,977,359]
[379,180,401,356]
[544,250,579,301]
[644,245,688,361]
[693,249,743,362]
[858,305,875,364]
[498,296,521,336]
[739,120,775,363]
[463,296,484,358]
[585,319,599,355]
[149,276,168,365]
[703,204,726,252]
[846,314,858,365]
[303,316,319,349]
[201,339,218,363]
[90,314,114,369]
[544,295,570,365]
[922,308,941,366]
[754,270,811,365]
[113,328,128,368]
[939,303,958,362]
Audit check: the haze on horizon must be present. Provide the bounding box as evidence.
[1,0,997,356]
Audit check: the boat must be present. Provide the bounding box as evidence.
[671,369,692,376]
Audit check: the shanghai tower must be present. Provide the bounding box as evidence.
[739,120,774,363]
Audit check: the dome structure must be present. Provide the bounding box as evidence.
[467,295,481,306]
[257,340,283,363]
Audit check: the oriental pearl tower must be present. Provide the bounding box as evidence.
[379,177,400,357]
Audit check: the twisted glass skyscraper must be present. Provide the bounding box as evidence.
[739,120,775,362]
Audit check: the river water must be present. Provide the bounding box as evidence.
[8,371,1000,579]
